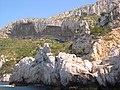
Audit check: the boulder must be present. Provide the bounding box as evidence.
[0,74,11,82]
[97,15,109,27]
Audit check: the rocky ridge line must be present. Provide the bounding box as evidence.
[0,0,120,39]
[50,0,120,20]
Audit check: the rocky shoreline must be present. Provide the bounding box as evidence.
[9,43,120,87]
[0,0,119,88]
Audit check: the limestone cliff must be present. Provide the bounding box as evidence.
[72,27,120,61]
[50,0,120,20]
[9,43,120,87]
[0,0,119,39]
[0,18,63,39]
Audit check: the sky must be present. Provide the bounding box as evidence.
[0,0,97,28]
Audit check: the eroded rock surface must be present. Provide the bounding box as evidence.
[72,27,120,61]
[0,0,119,39]
[50,0,120,20]
[9,44,120,87]
[0,18,63,39]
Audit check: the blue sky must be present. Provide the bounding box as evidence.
[0,0,97,28]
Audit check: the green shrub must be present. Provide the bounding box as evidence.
[0,38,41,62]
[51,41,72,56]
[90,25,112,36]
[0,38,73,74]
[70,48,84,56]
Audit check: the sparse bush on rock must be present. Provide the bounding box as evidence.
[90,25,112,36]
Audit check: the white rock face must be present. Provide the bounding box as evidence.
[10,44,94,86]
[72,27,120,61]
[0,55,7,68]
[0,18,63,39]
[17,57,35,66]
[109,45,120,64]
[1,0,119,39]
[94,45,120,86]
[61,19,90,34]
[9,44,120,87]
[71,19,92,56]
[51,0,120,19]
[0,74,11,82]
[90,39,103,61]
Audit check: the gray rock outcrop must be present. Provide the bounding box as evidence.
[72,27,120,61]
[0,18,63,39]
[71,19,92,56]
[50,0,120,20]
[97,15,109,27]
[0,0,119,39]
[9,44,120,87]
[9,44,95,86]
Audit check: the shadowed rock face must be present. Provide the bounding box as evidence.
[9,44,120,87]
[0,18,62,39]
[0,0,119,39]
[0,18,90,41]
[11,22,37,38]
[0,18,76,40]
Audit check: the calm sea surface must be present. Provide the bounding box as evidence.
[0,82,120,90]
[0,82,51,90]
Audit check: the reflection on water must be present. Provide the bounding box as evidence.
[0,82,120,90]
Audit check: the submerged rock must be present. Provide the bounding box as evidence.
[9,44,120,87]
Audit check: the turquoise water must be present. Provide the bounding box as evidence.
[0,82,120,90]
[0,82,51,90]
[0,86,50,90]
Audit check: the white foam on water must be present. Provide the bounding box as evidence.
[0,85,14,87]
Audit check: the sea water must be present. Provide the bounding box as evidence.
[0,82,120,90]
[0,82,51,90]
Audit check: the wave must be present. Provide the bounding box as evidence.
[0,85,14,87]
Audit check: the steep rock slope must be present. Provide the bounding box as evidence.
[9,43,120,87]
[72,27,120,61]
[50,0,120,20]
[0,0,119,39]
[0,18,62,38]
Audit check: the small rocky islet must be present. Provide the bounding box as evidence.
[0,0,120,89]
